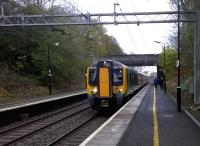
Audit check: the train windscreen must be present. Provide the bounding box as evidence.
[89,68,97,85]
[113,68,123,85]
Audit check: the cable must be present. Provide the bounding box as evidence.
[128,0,148,54]
[129,0,140,21]
[66,0,90,20]
[117,0,149,54]
[65,0,90,36]
[115,0,138,53]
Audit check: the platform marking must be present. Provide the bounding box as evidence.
[0,91,85,112]
[79,85,149,146]
[153,87,159,146]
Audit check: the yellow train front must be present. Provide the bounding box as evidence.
[86,60,145,109]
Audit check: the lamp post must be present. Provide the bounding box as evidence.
[177,0,181,112]
[154,41,166,93]
[47,42,59,95]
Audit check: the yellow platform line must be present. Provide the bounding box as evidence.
[153,87,159,146]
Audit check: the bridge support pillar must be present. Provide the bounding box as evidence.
[194,12,200,104]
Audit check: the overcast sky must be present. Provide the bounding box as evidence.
[57,0,174,73]
[66,0,173,55]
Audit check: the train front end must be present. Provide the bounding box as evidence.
[86,60,127,109]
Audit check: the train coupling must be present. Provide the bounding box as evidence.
[101,99,109,107]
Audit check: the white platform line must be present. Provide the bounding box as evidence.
[185,110,200,128]
[0,91,86,112]
[79,84,149,146]
[168,94,200,128]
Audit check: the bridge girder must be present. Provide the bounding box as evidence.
[93,54,160,66]
[0,11,196,27]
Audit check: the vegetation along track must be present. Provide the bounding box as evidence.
[0,100,92,146]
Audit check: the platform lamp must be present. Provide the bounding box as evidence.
[154,41,166,93]
[177,0,181,112]
[47,42,59,95]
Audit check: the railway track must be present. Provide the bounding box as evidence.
[47,112,98,146]
[51,116,108,146]
[0,86,145,146]
[0,100,93,146]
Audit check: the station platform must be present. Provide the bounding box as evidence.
[0,90,85,112]
[80,84,200,146]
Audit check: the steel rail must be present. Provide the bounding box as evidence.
[0,100,88,135]
[47,113,97,146]
[0,105,91,146]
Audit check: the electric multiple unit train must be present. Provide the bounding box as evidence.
[85,60,148,109]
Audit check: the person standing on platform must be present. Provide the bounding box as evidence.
[154,77,158,89]
[159,76,164,90]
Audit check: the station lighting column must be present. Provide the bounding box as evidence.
[47,42,59,95]
[177,0,181,112]
[154,41,166,93]
[47,46,52,95]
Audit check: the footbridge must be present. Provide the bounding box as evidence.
[93,54,160,66]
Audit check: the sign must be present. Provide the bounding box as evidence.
[176,60,180,68]
[48,69,52,77]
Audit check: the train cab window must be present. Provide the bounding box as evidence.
[89,68,97,85]
[113,68,123,85]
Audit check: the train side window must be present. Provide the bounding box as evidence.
[134,73,138,85]
[89,68,97,85]
[129,72,131,87]
[130,72,133,86]
[113,69,123,85]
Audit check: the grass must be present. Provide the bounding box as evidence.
[0,71,85,104]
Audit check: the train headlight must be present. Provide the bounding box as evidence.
[91,87,98,93]
[93,88,98,93]
[113,87,123,93]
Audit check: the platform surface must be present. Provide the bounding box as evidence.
[119,85,200,146]
[0,90,85,112]
[80,84,150,146]
[80,84,200,146]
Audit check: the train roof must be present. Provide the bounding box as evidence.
[89,60,138,72]
[90,60,126,67]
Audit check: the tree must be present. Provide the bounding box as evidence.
[159,48,177,80]
[169,0,197,77]
[0,0,124,90]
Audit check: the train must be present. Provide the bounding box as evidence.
[85,60,149,110]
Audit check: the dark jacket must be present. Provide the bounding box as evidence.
[154,77,158,85]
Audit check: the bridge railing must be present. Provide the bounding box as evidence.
[93,54,160,66]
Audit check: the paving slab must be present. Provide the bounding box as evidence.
[118,85,200,146]
[80,85,150,146]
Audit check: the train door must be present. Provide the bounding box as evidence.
[99,67,110,97]
[97,61,112,98]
